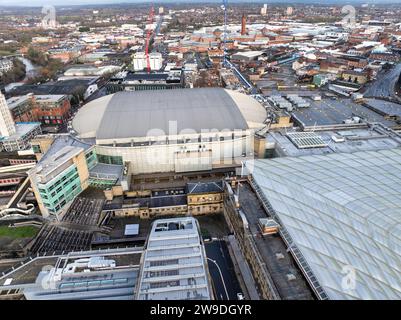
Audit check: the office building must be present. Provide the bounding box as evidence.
[133,52,163,71]
[136,217,213,300]
[0,92,41,152]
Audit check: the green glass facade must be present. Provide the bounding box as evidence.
[88,178,117,189]
[96,154,123,165]
[36,148,124,214]
[85,148,98,169]
[38,164,82,214]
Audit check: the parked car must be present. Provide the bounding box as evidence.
[237,293,245,300]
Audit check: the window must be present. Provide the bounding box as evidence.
[149,259,179,267]
[149,270,179,278]
[97,154,123,165]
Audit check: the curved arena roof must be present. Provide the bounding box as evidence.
[72,88,267,140]
[251,148,401,300]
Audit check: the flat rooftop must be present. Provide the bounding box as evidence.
[363,98,401,118]
[267,126,401,157]
[89,163,123,183]
[238,183,315,300]
[37,134,93,166]
[6,95,29,109]
[137,217,212,300]
[34,145,83,180]
[0,248,143,289]
[291,98,396,129]
[0,122,41,142]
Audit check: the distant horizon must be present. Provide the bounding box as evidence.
[2,0,401,9]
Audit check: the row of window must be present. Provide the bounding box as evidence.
[97,154,123,165]
[59,278,128,290]
[0,178,21,184]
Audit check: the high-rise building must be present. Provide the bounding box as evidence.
[0,92,16,137]
[136,217,213,300]
[286,6,294,16]
[261,4,267,16]
[158,6,164,14]
[132,52,163,71]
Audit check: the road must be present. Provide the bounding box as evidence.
[205,240,242,300]
[363,63,401,101]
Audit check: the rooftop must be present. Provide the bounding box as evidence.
[186,181,224,194]
[37,134,93,165]
[136,217,212,300]
[73,88,267,141]
[250,148,401,299]
[291,98,396,130]
[268,125,401,157]
[34,145,83,181]
[0,122,41,142]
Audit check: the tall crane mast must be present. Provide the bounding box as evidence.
[145,5,155,73]
[222,0,228,67]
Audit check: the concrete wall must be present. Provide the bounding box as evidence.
[95,135,254,175]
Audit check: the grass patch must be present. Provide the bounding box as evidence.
[0,50,14,57]
[0,226,39,239]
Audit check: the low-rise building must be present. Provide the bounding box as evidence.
[187,181,224,215]
[0,58,13,75]
[0,93,41,152]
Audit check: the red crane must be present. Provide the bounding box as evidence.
[145,6,155,73]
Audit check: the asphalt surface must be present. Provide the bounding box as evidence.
[205,240,242,301]
[363,63,401,100]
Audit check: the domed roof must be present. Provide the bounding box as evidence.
[72,88,267,141]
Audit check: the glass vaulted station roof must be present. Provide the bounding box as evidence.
[250,148,401,300]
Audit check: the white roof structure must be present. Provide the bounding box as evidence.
[124,224,139,236]
[250,148,401,300]
[136,217,212,300]
[72,88,267,140]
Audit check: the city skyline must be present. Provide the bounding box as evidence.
[2,0,401,8]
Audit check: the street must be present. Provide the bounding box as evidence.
[363,63,401,100]
[205,240,242,301]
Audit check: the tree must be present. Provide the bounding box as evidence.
[78,26,90,32]
[27,47,48,66]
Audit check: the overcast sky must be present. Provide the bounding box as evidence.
[1,0,401,7]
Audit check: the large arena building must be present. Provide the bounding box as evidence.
[72,88,267,174]
[29,88,267,217]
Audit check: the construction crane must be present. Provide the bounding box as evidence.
[145,5,155,73]
[222,0,228,66]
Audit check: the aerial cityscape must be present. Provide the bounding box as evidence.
[0,0,401,304]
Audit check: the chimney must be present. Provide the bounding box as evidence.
[241,14,246,35]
